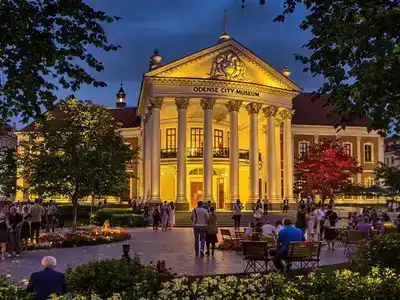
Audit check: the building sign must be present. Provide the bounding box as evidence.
[192,86,260,97]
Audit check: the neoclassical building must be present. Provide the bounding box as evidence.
[17,32,384,209]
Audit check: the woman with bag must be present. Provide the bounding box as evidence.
[307,207,320,241]
[324,205,339,251]
[205,206,218,256]
[232,199,243,231]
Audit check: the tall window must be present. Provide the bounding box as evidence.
[227,131,230,148]
[386,157,390,165]
[190,128,203,149]
[343,142,352,156]
[214,129,224,148]
[165,128,176,149]
[391,156,395,165]
[364,143,373,162]
[365,177,374,187]
[299,141,309,156]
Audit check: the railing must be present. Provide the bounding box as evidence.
[161,148,262,164]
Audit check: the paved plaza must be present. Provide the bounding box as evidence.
[0,227,348,282]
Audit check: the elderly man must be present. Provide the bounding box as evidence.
[27,256,68,300]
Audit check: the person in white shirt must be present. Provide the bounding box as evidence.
[254,205,262,223]
[190,201,209,256]
[274,220,283,233]
[262,221,275,236]
[244,222,255,237]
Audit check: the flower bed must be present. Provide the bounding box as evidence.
[27,227,130,250]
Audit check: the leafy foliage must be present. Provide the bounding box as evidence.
[0,0,120,123]
[375,151,400,193]
[94,208,133,224]
[294,139,362,199]
[0,275,34,300]
[65,256,170,299]
[243,0,400,134]
[0,147,17,199]
[19,98,138,203]
[355,233,400,272]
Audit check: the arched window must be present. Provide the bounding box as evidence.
[188,168,217,176]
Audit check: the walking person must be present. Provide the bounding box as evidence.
[295,205,308,235]
[143,204,150,228]
[324,205,339,251]
[0,204,9,260]
[232,199,243,231]
[191,201,209,256]
[47,201,57,233]
[282,197,289,213]
[168,202,175,230]
[8,206,23,257]
[263,195,269,215]
[307,207,320,241]
[21,206,32,252]
[205,206,218,256]
[160,201,170,231]
[152,204,160,230]
[30,199,45,244]
[254,204,262,223]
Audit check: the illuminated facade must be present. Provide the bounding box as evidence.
[17,34,384,209]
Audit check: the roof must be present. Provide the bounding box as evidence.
[292,93,371,127]
[20,106,140,132]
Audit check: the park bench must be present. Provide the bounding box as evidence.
[243,241,272,273]
[383,226,397,234]
[344,230,363,256]
[220,228,240,248]
[282,241,321,273]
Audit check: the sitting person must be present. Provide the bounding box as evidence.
[244,222,255,237]
[274,220,283,233]
[355,216,372,239]
[254,222,263,234]
[26,256,68,300]
[262,221,275,236]
[268,218,305,270]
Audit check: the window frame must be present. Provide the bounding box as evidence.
[214,129,224,149]
[342,142,353,156]
[190,128,203,149]
[364,142,374,163]
[365,177,374,187]
[298,141,310,157]
[165,128,176,150]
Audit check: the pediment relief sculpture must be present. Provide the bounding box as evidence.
[207,50,248,82]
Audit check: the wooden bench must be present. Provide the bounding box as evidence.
[220,229,240,248]
[283,242,321,273]
[384,227,397,234]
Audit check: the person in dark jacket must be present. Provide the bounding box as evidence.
[26,256,68,300]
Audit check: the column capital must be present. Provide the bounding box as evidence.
[280,108,295,120]
[200,98,216,110]
[262,105,279,117]
[226,100,243,112]
[175,97,190,110]
[245,102,262,115]
[356,136,362,142]
[150,97,164,109]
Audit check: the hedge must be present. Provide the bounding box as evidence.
[94,208,135,225]
[111,214,147,227]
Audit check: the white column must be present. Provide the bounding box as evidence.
[149,97,163,203]
[357,136,362,184]
[246,103,262,205]
[275,122,282,199]
[226,100,242,203]
[175,97,189,206]
[201,98,216,202]
[282,109,294,199]
[144,110,152,201]
[263,106,278,201]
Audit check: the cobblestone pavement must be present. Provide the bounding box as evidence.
[0,227,349,282]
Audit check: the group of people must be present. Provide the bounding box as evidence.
[0,198,59,260]
[151,201,176,230]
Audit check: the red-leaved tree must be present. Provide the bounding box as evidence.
[294,139,363,201]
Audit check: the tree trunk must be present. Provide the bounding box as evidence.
[72,194,78,232]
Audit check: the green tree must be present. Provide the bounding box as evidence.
[0,0,120,123]
[375,151,400,193]
[19,98,138,229]
[0,146,17,199]
[242,0,400,134]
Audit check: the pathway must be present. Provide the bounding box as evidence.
[0,228,348,282]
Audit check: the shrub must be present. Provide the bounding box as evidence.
[0,275,34,299]
[355,233,400,271]
[111,214,147,227]
[65,256,169,299]
[158,268,400,299]
[94,208,133,225]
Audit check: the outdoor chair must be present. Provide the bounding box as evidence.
[344,230,363,256]
[243,241,272,273]
[383,227,397,234]
[235,231,246,250]
[220,229,240,247]
[283,242,321,273]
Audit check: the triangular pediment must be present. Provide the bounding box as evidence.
[145,39,302,92]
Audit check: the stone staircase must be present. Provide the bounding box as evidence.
[174,211,286,227]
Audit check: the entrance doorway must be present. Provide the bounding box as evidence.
[218,178,224,209]
[190,182,203,209]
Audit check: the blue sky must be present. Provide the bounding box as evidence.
[18,0,324,128]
